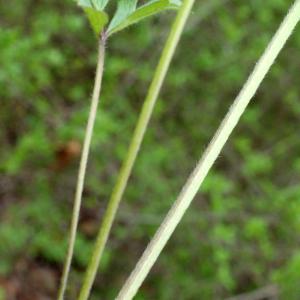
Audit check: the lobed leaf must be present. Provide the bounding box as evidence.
[108,0,182,36]
[78,0,109,35]
[83,8,109,35]
[78,0,109,10]
[107,0,138,33]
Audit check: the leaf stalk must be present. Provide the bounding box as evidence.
[115,1,300,299]
[57,33,106,300]
[78,0,196,298]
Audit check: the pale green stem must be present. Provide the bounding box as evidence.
[78,0,196,299]
[57,35,106,300]
[115,1,300,299]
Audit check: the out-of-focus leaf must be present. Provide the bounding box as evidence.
[77,0,109,35]
[83,7,109,35]
[108,0,181,36]
[108,0,138,33]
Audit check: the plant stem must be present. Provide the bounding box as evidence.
[78,0,196,298]
[115,1,300,299]
[57,34,106,300]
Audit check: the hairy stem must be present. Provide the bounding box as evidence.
[78,0,196,299]
[115,1,300,299]
[57,35,106,300]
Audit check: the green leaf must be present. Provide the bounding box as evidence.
[83,7,109,35]
[78,0,109,10]
[108,0,181,35]
[108,0,138,33]
[77,0,109,35]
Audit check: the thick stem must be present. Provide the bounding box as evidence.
[115,1,300,299]
[78,0,196,299]
[57,35,106,300]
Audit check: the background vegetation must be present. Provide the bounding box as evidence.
[1,0,300,299]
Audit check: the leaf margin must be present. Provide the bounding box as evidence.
[107,0,182,36]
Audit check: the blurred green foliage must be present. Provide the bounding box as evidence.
[0,0,300,299]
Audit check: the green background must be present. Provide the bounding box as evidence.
[1,0,300,299]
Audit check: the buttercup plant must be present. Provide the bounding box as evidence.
[58,0,185,299]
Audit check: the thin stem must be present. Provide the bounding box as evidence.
[115,1,300,299]
[57,35,106,300]
[78,0,196,298]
